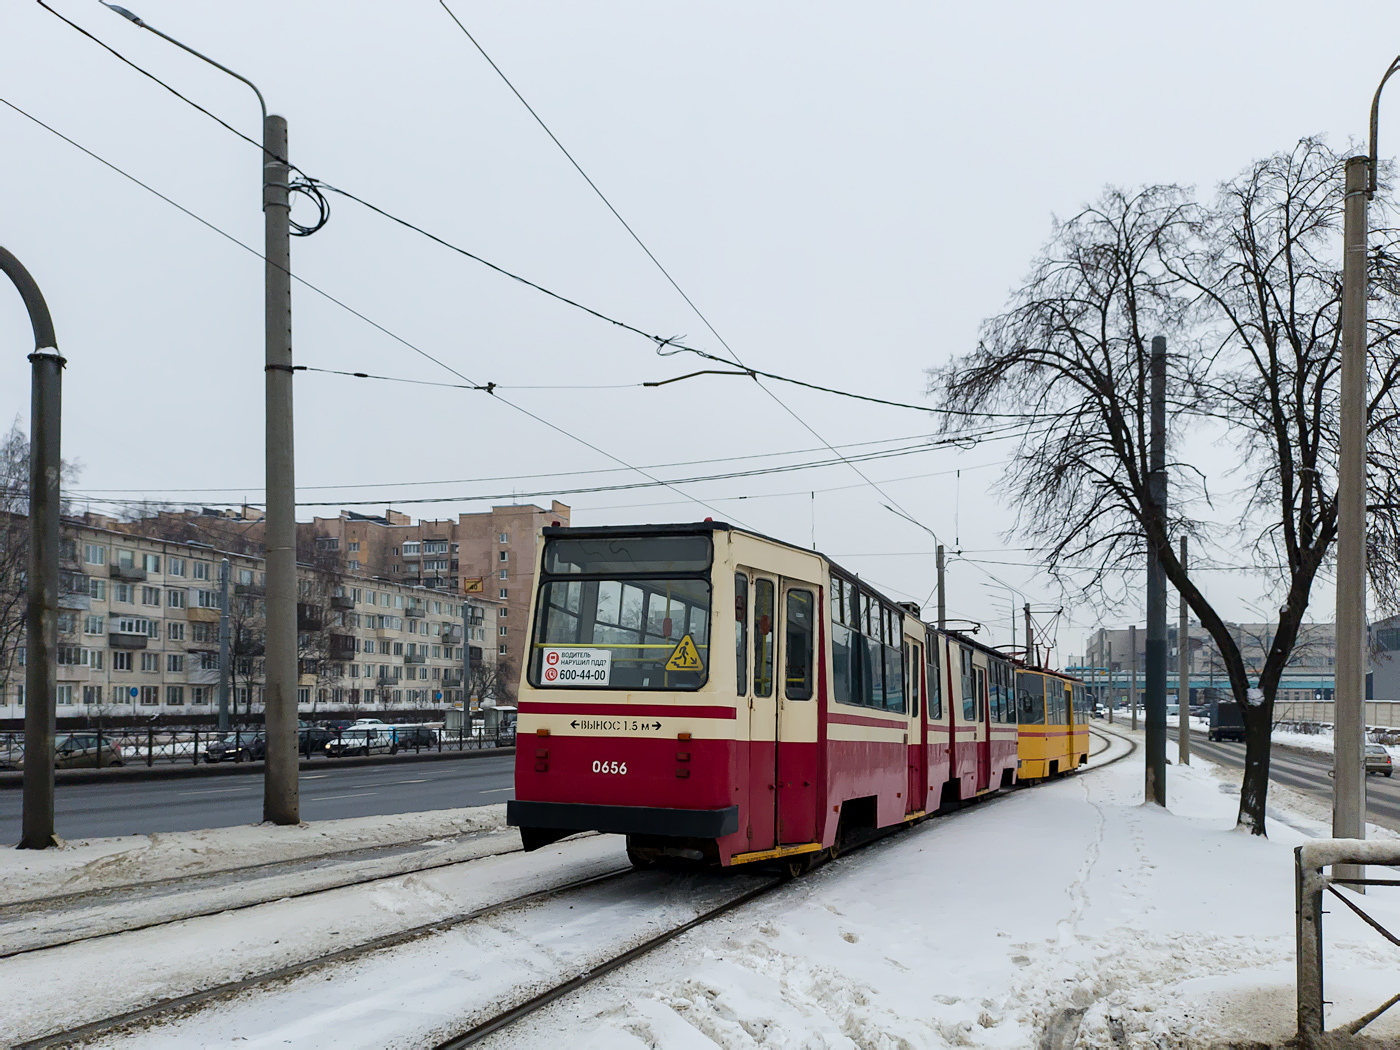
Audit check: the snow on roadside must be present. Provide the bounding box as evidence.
[484,731,1400,1050]
[0,804,509,905]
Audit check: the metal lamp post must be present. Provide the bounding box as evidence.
[104,4,299,823]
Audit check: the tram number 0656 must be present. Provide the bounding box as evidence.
[592,760,627,775]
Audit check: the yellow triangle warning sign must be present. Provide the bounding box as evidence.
[665,633,704,672]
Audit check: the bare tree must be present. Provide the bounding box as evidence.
[929,140,1400,834]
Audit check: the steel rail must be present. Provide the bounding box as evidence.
[13,865,637,1050]
[433,732,1138,1048]
[0,835,531,961]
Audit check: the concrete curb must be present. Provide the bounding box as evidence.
[0,746,515,787]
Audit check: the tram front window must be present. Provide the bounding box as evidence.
[530,534,712,691]
[1018,673,1046,725]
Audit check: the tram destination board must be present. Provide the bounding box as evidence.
[540,647,612,685]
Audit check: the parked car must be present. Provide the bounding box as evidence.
[324,727,394,758]
[202,732,266,763]
[388,726,436,751]
[5,733,124,769]
[299,726,338,756]
[1366,744,1394,777]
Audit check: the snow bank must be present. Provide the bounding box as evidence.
[0,804,509,906]
[485,728,1400,1049]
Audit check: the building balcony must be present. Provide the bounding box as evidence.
[234,581,264,596]
[329,634,357,660]
[58,591,91,611]
[330,594,355,610]
[109,633,148,650]
[110,564,147,582]
[442,626,463,644]
[404,653,426,665]
[297,604,324,631]
[405,606,425,618]
[441,671,463,687]
[187,607,220,624]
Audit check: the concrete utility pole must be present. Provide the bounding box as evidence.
[462,601,473,705]
[1145,335,1167,806]
[1130,625,1139,731]
[1107,639,1114,724]
[1024,603,1034,667]
[101,5,301,824]
[218,557,231,733]
[936,545,946,630]
[1178,536,1190,766]
[2,248,63,850]
[1334,153,1370,882]
[261,113,299,826]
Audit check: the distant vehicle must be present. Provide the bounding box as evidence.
[1366,744,1394,777]
[1207,701,1246,743]
[1166,704,1179,719]
[1189,704,1208,719]
[202,732,265,763]
[324,727,395,758]
[1091,704,1105,719]
[351,718,386,726]
[299,726,338,756]
[388,726,436,751]
[5,733,125,769]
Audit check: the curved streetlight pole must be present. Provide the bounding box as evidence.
[103,5,298,824]
[1334,55,1400,889]
[1,247,65,850]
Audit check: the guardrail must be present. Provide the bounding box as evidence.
[0,723,515,770]
[1296,839,1400,1044]
[1273,720,1400,745]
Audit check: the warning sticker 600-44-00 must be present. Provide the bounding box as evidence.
[539,647,612,686]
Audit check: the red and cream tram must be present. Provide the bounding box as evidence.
[508,522,1026,869]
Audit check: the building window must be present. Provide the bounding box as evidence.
[167,589,186,608]
[141,586,161,606]
[193,561,211,581]
[167,621,184,641]
[192,686,209,705]
[196,589,219,608]
[499,608,507,618]
[393,641,404,656]
[88,578,106,601]
[83,685,102,705]
[499,625,508,636]
[113,651,132,672]
[142,553,161,573]
[112,583,132,604]
[117,549,135,569]
[167,654,184,673]
[237,568,254,586]
[166,686,184,705]
[84,543,105,565]
[115,615,150,635]
[84,615,104,635]
[197,652,218,671]
[499,644,508,655]
[140,686,159,706]
[192,622,215,643]
[498,532,509,543]
[56,684,74,706]
[349,541,361,553]
[349,560,361,572]
[499,570,508,580]
[499,550,508,562]
[168,557,186,577]
[499,588,508,599]
[364,640,376,655]
[141,652,159,672]
[297,687,310,704]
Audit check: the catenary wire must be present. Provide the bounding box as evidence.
[0,95,744,526]
[38,1,1028,423]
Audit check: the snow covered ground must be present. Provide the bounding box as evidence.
[6,728,1400,1048]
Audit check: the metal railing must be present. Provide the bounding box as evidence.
[1296,839,1400,1044]
[0,722,515,771]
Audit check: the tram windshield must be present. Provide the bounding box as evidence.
[529,534,712,691]
[1017,672,1046,725]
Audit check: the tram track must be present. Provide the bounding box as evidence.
[14,730,1141,1048]
[0,828,533,960]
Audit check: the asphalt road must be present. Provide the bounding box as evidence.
[0,754,516,841]
[1187,729,1400,831]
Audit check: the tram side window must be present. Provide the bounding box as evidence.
[831,576,859,706]
[1053,684,1068,725]
[906,642,920,718]
[754,579,775,698]
[991,661,1013,723]
[735,574,748,696]
[960,647,976,720]
[784,589,814,700]
[861,595,885,708]
[926,637,942,720]
[1017,672,1046,725]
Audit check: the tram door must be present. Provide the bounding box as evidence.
[777,583,818,844]
[746,572,779,851]
[975,665,991,792]
[906,639,925,815]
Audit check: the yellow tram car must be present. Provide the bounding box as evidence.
[1014,667,1089,780]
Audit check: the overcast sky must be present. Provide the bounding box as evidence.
[3,1,1399,665]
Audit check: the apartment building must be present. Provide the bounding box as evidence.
[298,501,570,671]
[0,517,502,724]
